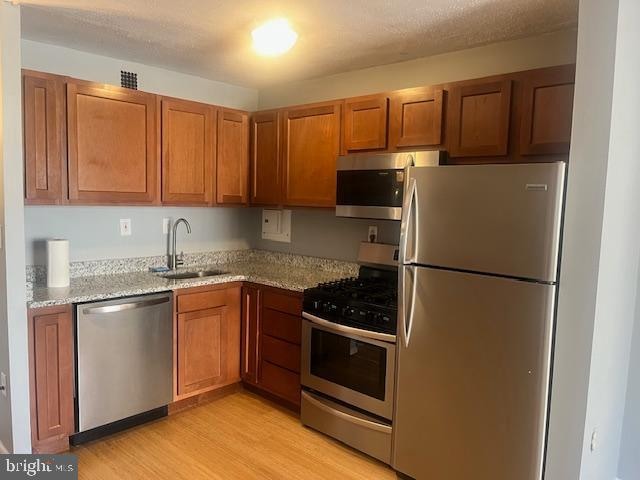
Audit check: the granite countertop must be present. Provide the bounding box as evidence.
[27,259,356,309]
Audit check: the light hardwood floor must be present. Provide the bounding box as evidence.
[73,390,396,479]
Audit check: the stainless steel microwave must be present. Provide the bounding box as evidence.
[335,151,446,220]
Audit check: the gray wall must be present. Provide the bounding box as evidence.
[248,208,400,261]
[25,206,254,265]
[20,40,261,267]
[25,207,400,265]
[0,3,30,453]
[619,289,640,479]
[21,39,258,111]
[258,29,577,109]
[546,0,640,479]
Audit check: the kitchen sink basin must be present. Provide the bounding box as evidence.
[160,269,229,280]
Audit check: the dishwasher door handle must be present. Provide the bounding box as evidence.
[82,296,170,315]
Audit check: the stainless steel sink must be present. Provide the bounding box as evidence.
[160,269,229,280]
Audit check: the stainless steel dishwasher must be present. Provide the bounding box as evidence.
[74,292,173,443]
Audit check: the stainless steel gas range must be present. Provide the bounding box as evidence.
[300,242,398,464]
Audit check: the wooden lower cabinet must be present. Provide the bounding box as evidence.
[175,284,241,400]
[241,285,302,409]
[28,305,74,454]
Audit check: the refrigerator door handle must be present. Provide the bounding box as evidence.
[400,266,418,348]
[406,266,417,347]
[399,177,418,264]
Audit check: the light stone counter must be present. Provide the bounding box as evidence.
[27,250,358,309]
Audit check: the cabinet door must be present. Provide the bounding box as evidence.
[389,87,444,149]
[282,102,341,207]
[250,111,281,205]
[520,65,575,155]
[241,286,260,384]
[217,109,249,205]
[67,82,159,204]
[343,95,388,151]
[177,306,229,396]
[23,71,66,204]
[161,98,215,205]
[448,80,512,157]
[28,306,74,449]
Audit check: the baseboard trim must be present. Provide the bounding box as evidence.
[0,440,8,454]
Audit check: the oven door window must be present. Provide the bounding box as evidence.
[310,328,387,401]
[336,169,404,207]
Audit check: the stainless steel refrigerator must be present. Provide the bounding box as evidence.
[393,162,565,480]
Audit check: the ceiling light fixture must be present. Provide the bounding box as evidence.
[252,18,297,57]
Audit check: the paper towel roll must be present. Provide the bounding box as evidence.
[47,239,70,288]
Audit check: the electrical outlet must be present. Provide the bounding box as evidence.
[368,226,378,243]
[0,372,6,397]
[120,219,132,236]
[162,218,170,235]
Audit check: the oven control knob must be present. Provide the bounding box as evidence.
[322,302,333,313]
[312,300,321,310]
[343,307,355,317]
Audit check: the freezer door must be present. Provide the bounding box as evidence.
[393,266,555,480]
[400,162,565,282]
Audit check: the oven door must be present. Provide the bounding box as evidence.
[301,314,396,420]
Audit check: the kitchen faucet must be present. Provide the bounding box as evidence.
[170,218,191,270]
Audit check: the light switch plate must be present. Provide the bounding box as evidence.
[0,372,6,397]
[162,218,170,235]
[262,209,291,243]
[120,219,132,236]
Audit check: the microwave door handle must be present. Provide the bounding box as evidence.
[399,178,418,264]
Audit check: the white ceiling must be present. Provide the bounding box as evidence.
[19,0,578,88]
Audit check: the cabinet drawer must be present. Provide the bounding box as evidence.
[262,308,301,345]
[177,289,227,313]
[260,360,300,405]
[262,335,300,373]
[262,290,302,316]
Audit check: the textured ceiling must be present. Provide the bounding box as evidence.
[19,0,578,88]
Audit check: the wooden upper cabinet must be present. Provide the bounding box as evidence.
[520,65,575,155]
[217,109,249,205]
[282,102,342,207]
[448,79,512,157]
[29,305,74,452]
[343,95,388,151]
[389,87,444,149]
[23,71,66,204]
[66,81,159,204]
[161,98,215,205]
[250,111,281,206]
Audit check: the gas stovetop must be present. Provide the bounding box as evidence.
[303,266,398,335]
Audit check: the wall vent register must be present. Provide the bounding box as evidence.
[120,70,138,90]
